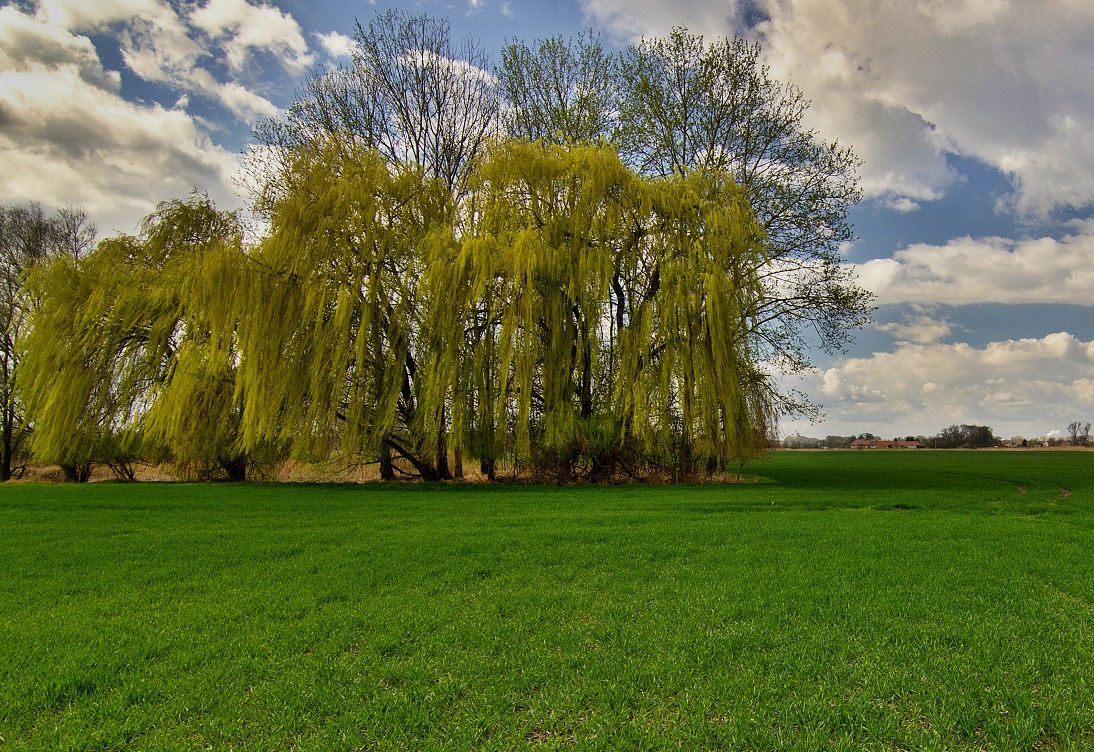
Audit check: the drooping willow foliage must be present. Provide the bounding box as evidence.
[21,196,261,481]
[425,140,774,481]
[21,140,773,482]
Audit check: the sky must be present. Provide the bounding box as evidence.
[2,0,1094,442]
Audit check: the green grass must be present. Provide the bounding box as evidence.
[2,450,1093,750]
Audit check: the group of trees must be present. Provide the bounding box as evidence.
[1066,421,1091,446]
[11,11,871,482]
[781,427,1004,449]
[925,424,998,449]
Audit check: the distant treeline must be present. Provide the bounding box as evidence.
[783,425,1002,449]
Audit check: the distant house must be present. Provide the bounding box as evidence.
[850,439,924,449]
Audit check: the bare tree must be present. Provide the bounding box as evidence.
[1067,421,1090,446]
[253,10,499,201]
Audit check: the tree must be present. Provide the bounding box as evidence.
[1066,421,1090,446]
[252,9,498,202]
[929,424,996,449]
[21,195,259,481]
[236,138,455,480]
[498,32,617,145]
[248,10,501,480]
[430,139,773,480]
[222,14,868,481]
[614,29,872,412]
[0,202,96,481]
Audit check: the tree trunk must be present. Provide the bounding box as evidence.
[2,396,13,481]
[453,446,464,479]
[1,434,11,482]
[480,454,496,481]
[223,457,248,482]
[380,439,395,481]
[435,429,453,481]
[61,462,92,483]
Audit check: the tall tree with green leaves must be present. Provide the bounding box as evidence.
[0,203,95,481]
[21,195,256,481]
[236,138,455,480]
[248,9,500,479]
[429,140,772,481]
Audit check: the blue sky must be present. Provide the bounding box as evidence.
[3,0,1094,441]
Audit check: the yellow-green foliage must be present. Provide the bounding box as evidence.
[235,139,451,462]
[428,140,772,475]
[21,196,252,472]
[24,139,773,480]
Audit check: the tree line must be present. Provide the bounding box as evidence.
[783,426,1002,449]
[6,11,870,482]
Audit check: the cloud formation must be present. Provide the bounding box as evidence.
[785,332,1094,439]
[580,0,1094,216]
[855,222,1094,306]
[0,0,315,232]
[0,5,243,233]
[316,30,355,60]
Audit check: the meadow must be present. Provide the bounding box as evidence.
[2,450,1093,751]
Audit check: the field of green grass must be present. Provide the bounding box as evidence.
[2,450,1093,750]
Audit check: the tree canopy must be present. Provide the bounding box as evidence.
[21,195,259,481]
[19,12,870,482]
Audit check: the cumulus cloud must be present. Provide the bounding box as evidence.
[855,222,1094,306]
[0,3,258,233]
[316,30,354,60]
[29,0,311,126]
[35,0,160,29]
[188,0,313,75]
[783,332,1094,438]
[875,305,955,345]
[580,0,1094,215]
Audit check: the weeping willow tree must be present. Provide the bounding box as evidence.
[235,137,456,480]
[20,239,137,481]
[20,195,258,481]
[428,140,773,481]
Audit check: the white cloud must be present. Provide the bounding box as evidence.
[855,223,1094,306]
[782,332,1094,438]
[189,0,313,75]
[29,1,311,126]
[217,80,279,120]
[0,5,120,90]
[34,0,161,29]
[580,0,1094,215]
[879,196,923,214]
[316,30,354,60]
[876,305,955,345]
[0,5,244,233]
[119,7,207,85]
[758,0,1094,216]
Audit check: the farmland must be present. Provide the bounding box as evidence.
[2,450,1093,750]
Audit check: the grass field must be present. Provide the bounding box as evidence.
[2,450,1093,751]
